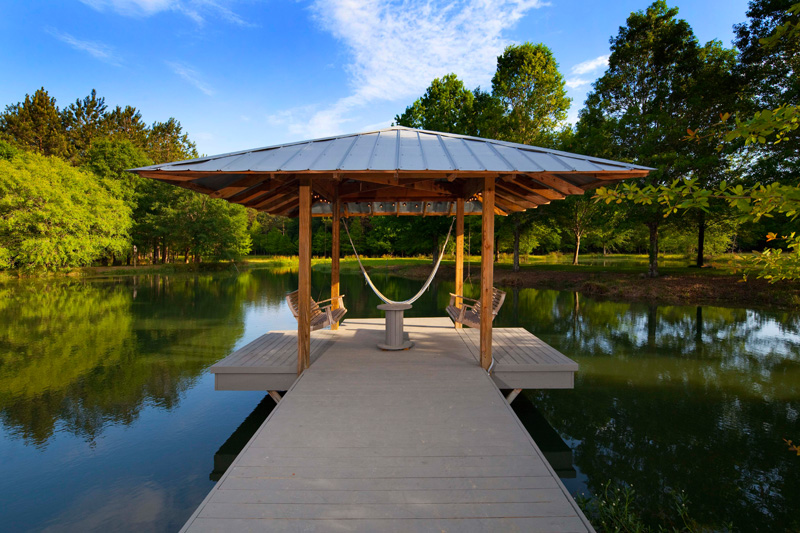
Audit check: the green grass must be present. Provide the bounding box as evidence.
[243,253,749,277]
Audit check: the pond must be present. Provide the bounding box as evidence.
[0,268,798,532]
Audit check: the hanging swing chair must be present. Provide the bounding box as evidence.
[342,217,455,306]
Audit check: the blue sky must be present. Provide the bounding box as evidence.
[1,0,750,156]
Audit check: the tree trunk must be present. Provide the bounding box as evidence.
[184,249,190,264]
[647,221,659,278]
[152,244,158,265]
[647,304,657,348]
[512,218,520,273]
[572,233,581,265]
[161,241,168,264]
[696,211,706,267]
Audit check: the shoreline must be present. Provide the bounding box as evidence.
[2,258,798,311]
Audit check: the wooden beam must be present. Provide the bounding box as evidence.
[523,173,584,195]
[298,178,312,375]
[496,181,550,205]
[313,179,337,202]
[490,194,525,213]
[494,189,540,209]
[210,176,266,199]
[229,180,281,205]
[273,198,301,216]
[509,177,566,200]
[154,178,218,196]
[455,198,464,330]
[461,178,484,200]
[331,189,341,331]
[480,176,494,371]
[251,192,294,211]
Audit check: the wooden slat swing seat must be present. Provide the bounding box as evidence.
[286,290,347,331]
[447,287,506,329]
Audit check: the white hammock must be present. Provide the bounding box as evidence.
[342,217,455,306]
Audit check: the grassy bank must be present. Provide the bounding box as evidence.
[3,253,797,310]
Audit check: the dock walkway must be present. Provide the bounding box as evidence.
[211,319,578,391]
[184,318,593,532]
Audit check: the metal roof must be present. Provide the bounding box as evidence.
[132,126,653,174]
[129,126,654,217]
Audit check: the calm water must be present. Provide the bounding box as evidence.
[0,268,798,532]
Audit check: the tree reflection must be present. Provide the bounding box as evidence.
[0,272,287,446]
[496,289,800,532]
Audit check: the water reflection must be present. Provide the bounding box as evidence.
[0,269,797,532]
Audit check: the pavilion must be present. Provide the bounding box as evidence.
[130,125,652,375]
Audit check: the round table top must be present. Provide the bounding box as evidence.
[377,303,413,311]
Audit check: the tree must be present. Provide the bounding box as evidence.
[0,142,131,270]
[551,193,602,265]
[83,138,152,207]
[164,194,251,263]
[733,0,799,182]
[395,74,476,134]
[0,88,68,158]
[596,2,800,282]
[491,43,570,147]
[104,105,149,149]
[62,89,108,164]
[577,1,705,277]
[146,118,197,164]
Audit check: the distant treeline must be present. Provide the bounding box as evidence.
[0,90,250,270]
[1,0,797,273]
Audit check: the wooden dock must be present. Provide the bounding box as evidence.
[211,318,578,392]
[185,318,592,532]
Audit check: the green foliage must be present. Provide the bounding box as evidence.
[0,150,130,271]
[82,137,153,206]
[492,42,570,146]
[577,480,726,533]
[395,74,476,134]
[733,0,800,181]
[0,87,68,158]
[162,193,252,261]
[62,89,108,164]
[576,1,743,276]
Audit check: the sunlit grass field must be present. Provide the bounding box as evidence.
[244,252,751,277]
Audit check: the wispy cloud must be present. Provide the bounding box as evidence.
[79,0,254,27]
[274,0,547,139]
[571,55,609,75]
[46,28,122,66]
[566,54,609,89]
[165,61,215,96]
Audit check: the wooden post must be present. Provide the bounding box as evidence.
[298,178,312,375]
[480,176,495,371]
[331,189,341,331]
[454,197,464,330]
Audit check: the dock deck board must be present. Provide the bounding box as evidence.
[211,317,577,391]
[184,318,592,532]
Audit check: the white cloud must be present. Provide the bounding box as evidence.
[165,61,215,95]
[565,77,590,89]
[565,54,608,94]
[275,0,547,139]
[46,28,122,66]
[570,54,609,75]
[79,0,253,26]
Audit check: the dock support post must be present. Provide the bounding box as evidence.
[480,176,495,371]
[505,388,522,404]
[298,178,312,375]
[268,390,283,404]
[331,190,341,330]
[455,197,464,329]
